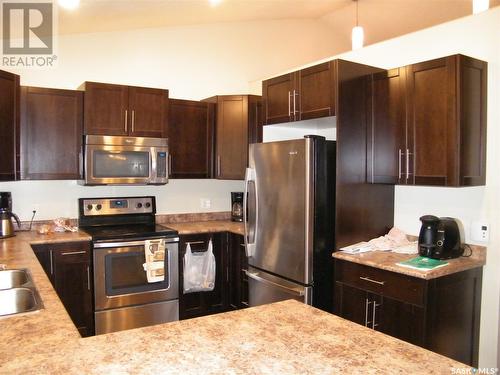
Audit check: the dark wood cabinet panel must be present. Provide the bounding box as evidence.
[178,233,229,319]
[262,73,295,125]
[20,87,83,180]
[228,233,248,310]
[334,259,482,367]
[32,241,93,337]
[204,95,261,180]
[128,86,168,138]
[298,61,336,121]
[0,70,20,181]
[168,99,214,178]
[83,82,129,136]
[368,68,406,184]
[370,54,487,187]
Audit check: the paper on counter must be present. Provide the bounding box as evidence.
[339,242,373,254]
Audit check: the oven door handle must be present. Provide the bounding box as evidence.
[93,237,179,248]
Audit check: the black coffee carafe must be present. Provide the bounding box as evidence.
[0,192,21,239]
[418,215,464,259]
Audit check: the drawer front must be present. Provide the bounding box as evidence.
[335,259,426,306]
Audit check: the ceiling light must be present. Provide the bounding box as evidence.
[472,0,489,14]
[58,0,80,10]
[209,0,223,6]
[351,0,364,50]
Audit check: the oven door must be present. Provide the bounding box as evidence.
[93,238,179,310]
[85,144,168,185]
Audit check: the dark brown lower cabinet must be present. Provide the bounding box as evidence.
[334,259,482,367]
[228,233,248,310]
[179,232,249,319]
[178,233,229,319]
[32,241,93,337]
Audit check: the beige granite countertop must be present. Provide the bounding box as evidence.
[0,230,470,373]
[167,220,244,236]
[333,243,486,280]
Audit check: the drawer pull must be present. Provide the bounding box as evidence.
[61,251,86,256]
[360,276,385,286]
[186,241,205,246]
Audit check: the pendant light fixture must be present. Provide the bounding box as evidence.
[472,0,489,14]
[351,0,364,50]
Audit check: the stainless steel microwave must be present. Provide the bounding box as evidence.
[82,135,169,185]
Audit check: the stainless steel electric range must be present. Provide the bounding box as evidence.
[78,196,179,335]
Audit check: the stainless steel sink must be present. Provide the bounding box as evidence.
[0,269,29,290]
[0,268,43,317]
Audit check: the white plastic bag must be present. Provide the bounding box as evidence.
[183,240,216,294]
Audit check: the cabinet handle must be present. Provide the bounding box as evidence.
[49,250,54,275]
[168,154,172,176]
[61,251,86,256]
[288,91,291,117]
[292,89,297,120]
[406,148,411,181]
[217,156,221,177]
[124,109,128,133]
[364,298,372,327]
[86,266,91,291]
[398,149,402,180]
[186,241,205,246]
[372,302,381,329]
[359,276,385,286]
[131,110,135,133]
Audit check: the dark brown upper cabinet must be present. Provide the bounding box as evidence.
[82,81,168,137]
[167,99,214,178]
[262,61,336,125]
[0,70,20,181]
[20,87,83,180]
[203,95,262,180]
[369,54,487,187]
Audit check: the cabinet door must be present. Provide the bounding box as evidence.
[298,61,336,121]
[334,282,369,327]
[179,233,229,319]
[376,296,425,346]
[406,57,457,186]
[229,233,248,310]
[368,68,407,184]
[20,87,83,180]
[0,70,20,181]
[31,244,53,283]
[128,86,168,138]
[215,95,249,180]
[52,242,93,337]
[168,99,214,178]
[262,73,296,125]
[83,82,129,136]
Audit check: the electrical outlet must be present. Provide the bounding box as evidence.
[471,221,489,243]
[200,198,211,209]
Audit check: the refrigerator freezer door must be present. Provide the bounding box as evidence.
[248,139,313,284]
[246,266,312,307]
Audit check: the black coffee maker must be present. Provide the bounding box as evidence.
[418,215,464,259]
[0,192,21,239]
[231,192,243,222]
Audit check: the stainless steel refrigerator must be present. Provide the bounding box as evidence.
[244,135,335,312]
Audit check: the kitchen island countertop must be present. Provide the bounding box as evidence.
[1,231,469,374]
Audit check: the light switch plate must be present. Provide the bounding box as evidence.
[471,221,489,243]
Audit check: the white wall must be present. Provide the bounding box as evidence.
[252,8,500,367]
[0,18,342,220]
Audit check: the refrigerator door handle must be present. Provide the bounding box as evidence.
[245,270,305,297]
[244,167,257,258]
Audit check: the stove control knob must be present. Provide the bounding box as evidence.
[96,204,102,211]
[145,202,151,208]
[136,203,143,209]
[87,204,93,211]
